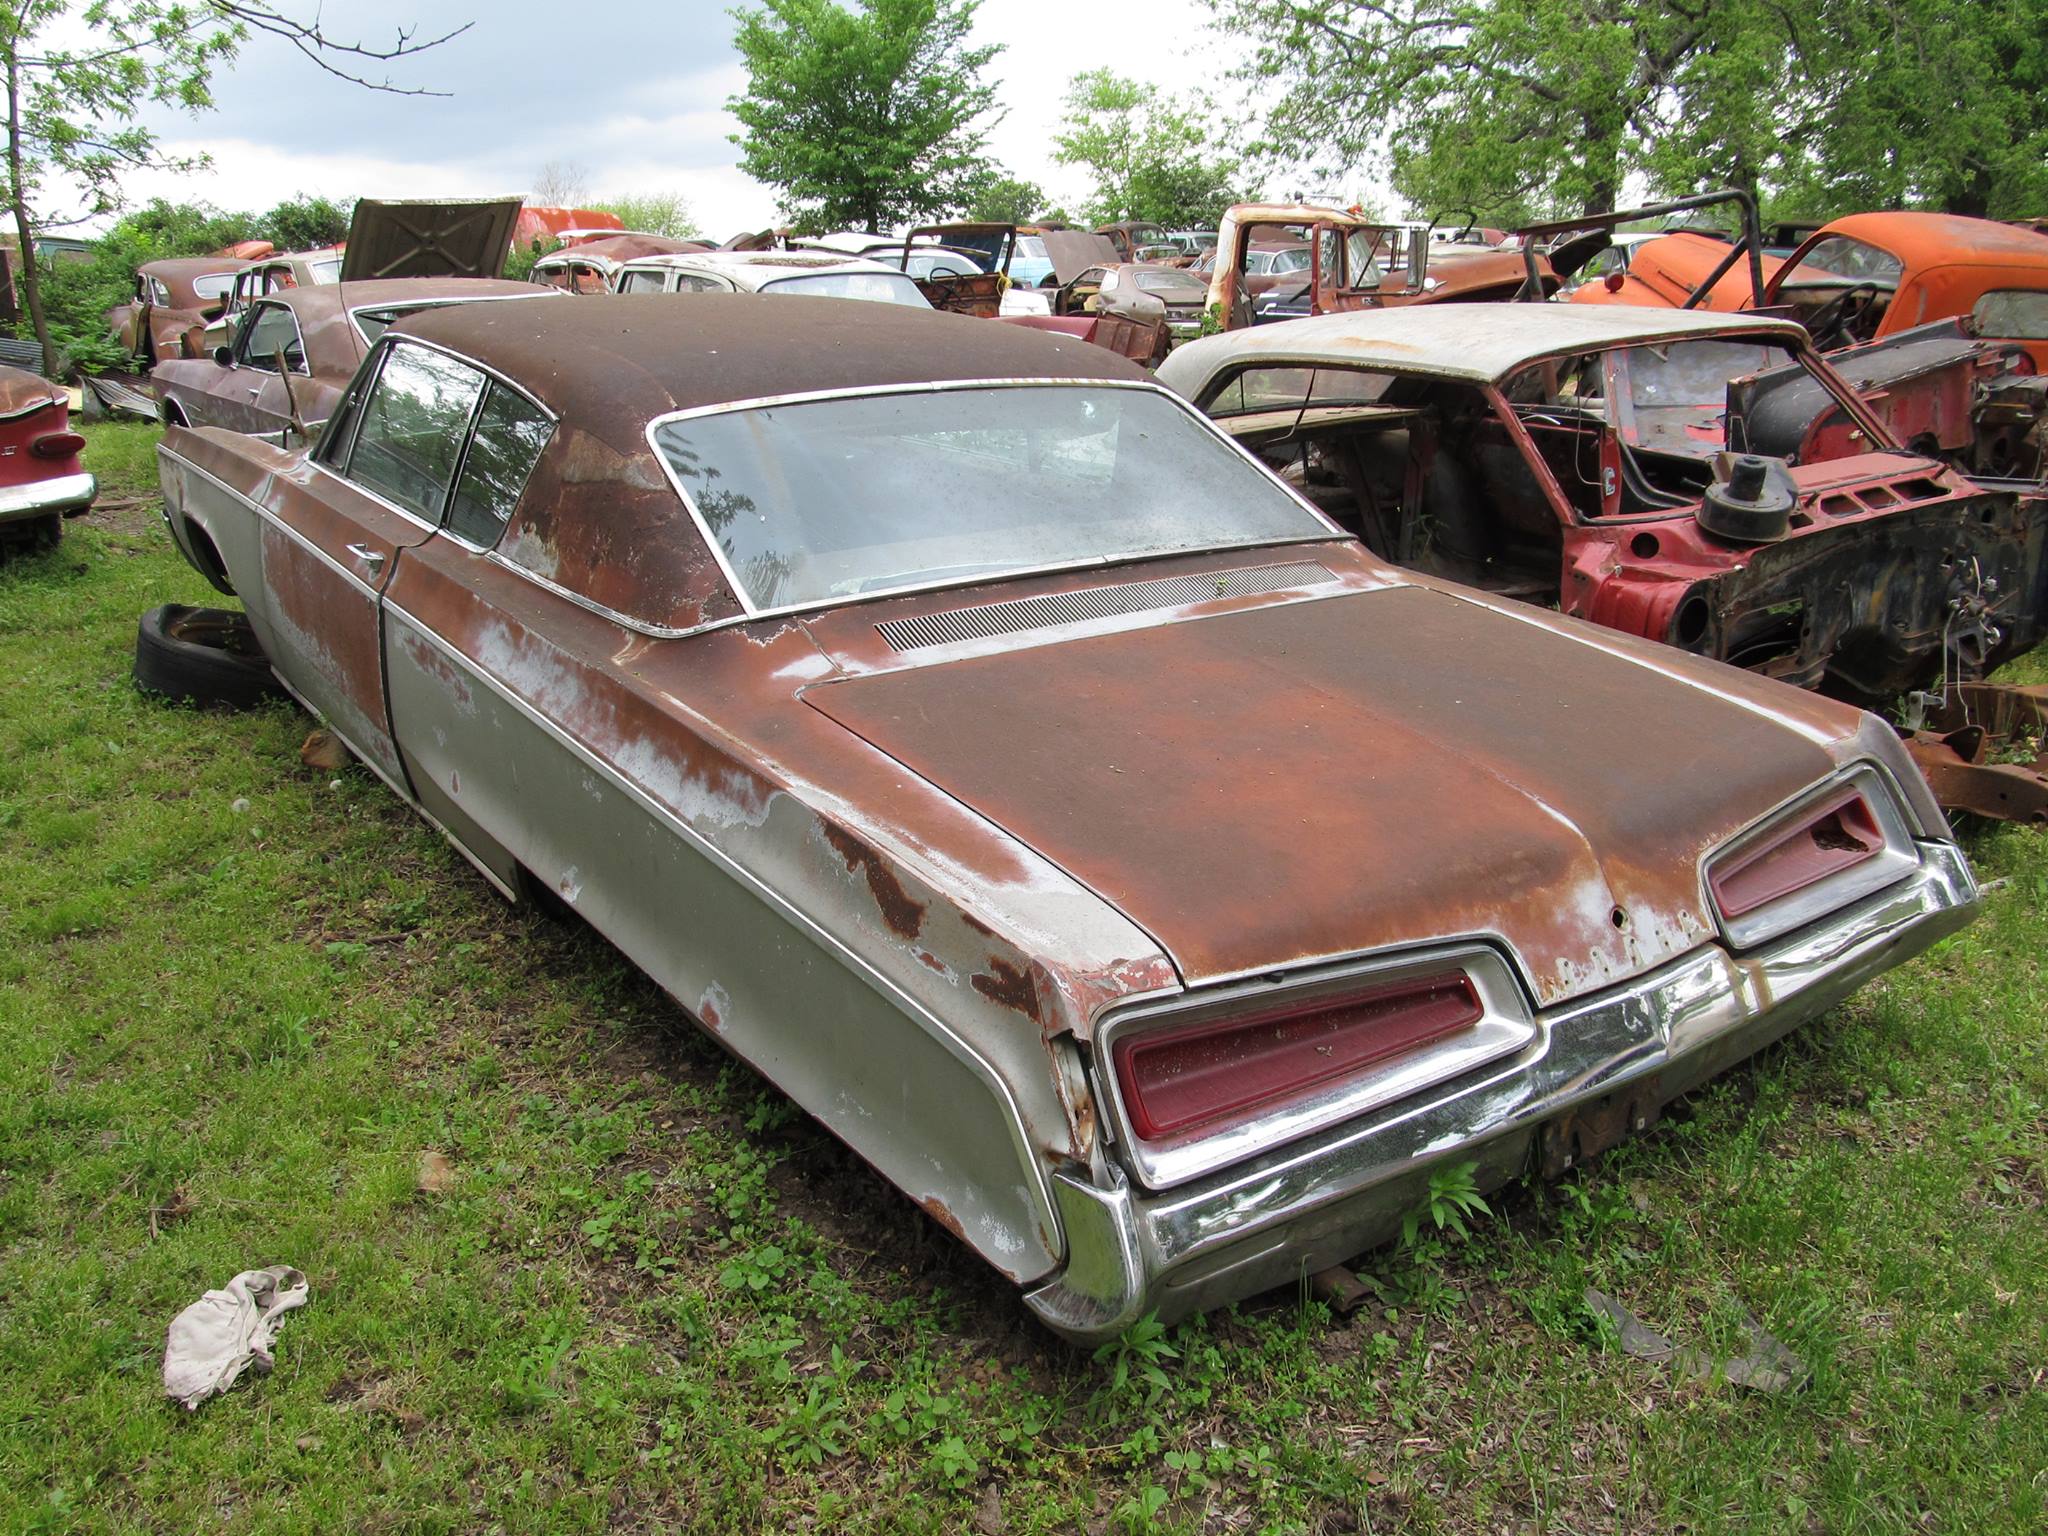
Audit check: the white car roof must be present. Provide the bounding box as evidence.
[615,250,909,290]
[1156,303,1809,393]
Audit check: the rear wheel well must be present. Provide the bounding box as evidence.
[184,521,234,595]
[159,398,189,428]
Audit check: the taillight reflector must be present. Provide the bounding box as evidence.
[1112,973,1483,1142]
[1710,789,1881,919]
[30,431,84,459]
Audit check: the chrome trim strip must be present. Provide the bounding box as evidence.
[640,377,1346,622]
[1028,838,1978,1343]
[0,393,64,423]
[379,600,1062,1243]
[0,470,95,519]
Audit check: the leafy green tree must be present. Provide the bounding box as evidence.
[2,3,459,376]
[727,0,1001,233]
[1051,70,1243,229]
[1770,0,2048,218]
[589,192,703,240]
[1213,0,2046,223]
[258,194,352,251]
[961,172,1045,225]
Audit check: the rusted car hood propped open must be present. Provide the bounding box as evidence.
[804,585,1841,1005]
[339,198,521,282]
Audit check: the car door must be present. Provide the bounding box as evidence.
[214,300,311,441]
[260,339,486,787]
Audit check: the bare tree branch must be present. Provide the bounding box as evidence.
[210,3,472,96]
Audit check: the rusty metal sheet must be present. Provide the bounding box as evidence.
[804,583,1839,1003]
[339,198,521,282]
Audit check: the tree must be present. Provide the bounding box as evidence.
[590,192,702,240]
[728,0,1001,233]
[1050,70,1243,229]
[530,159,590,207]
[2,3,461,376]
[1211,0,2047,224]
[259,194,352,250]
[962,172,1045,225]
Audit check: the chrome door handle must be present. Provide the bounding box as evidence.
[345,542,386,578]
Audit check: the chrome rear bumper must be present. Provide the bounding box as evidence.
[0,470,95,523]
[1027,839,1977,1343]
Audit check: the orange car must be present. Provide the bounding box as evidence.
[1575,212,2048,369]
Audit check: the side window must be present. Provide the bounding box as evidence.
[343,343,486,521]
[149,277,173,306]
[673,274,730,292]
[317,349,382,470]
[236,303,306,373]
[1973,288,2048,340]
[446,382,554,547]
[619,269,669,293]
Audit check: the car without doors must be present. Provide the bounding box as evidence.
[1159,303,2048,817]
[153,296,1977,1339]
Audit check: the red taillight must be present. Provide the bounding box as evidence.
[31,431,84,459]
[1112,974,1484,1142]
[1710,789,1881,919]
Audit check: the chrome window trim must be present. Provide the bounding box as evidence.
[1702,761,1922,951]
[1094,941,1540,1192]
[379,599,1062,1245]
[642,377,1347,622]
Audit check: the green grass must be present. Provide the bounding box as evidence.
[0,422,2043,1534]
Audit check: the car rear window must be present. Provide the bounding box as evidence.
[651,384,1328,612]
[1972,288,2048,339]
[344,343,485,521]
[192,272,237,301]
[1203,366,1395,416]
[760,271,930,308]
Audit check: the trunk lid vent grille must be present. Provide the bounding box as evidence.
[875,561,1335,651]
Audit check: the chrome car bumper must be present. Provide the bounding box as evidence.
[1027,839,1977,1343]
[0,470,95,524]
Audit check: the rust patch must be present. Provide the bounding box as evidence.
[820,822,926,940]
[970,957,1040,1021]
[960,911,995,937]
[918,1193,966,1241]
[913,948,949,974]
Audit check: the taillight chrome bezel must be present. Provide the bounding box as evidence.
[1094,943,1538,1191]
[1705,764,1920,951]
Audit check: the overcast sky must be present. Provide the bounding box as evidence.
[104,0,1347,239]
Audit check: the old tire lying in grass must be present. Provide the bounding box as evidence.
[134,603,289,710]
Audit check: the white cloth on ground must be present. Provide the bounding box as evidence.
[162,1265,310,1411]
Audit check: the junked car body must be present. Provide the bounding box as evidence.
[1207,203,1553,330]
[532,234,710,294]
[154,296,1977,1337]
[1159,304,2048,818]
[0,364,93,550]
[152,279,558,445]
[1053,262,1209,340]
[106,257,245,365]
[612,249,932,307]
[203,247,345,353]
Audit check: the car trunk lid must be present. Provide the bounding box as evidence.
[804,583,1839,1006]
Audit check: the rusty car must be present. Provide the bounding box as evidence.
[106,257,246,365]
[1207,203,1552,330]
[202,246,346,353]
[612,249,932,307]
[149,295,1977,1337]
[0,364,93,551]
[1050,261,1210,342]
[531,234,711,294]
[1574,211,2048,369]
[1158,303,2048,819]
[151,278,558,445]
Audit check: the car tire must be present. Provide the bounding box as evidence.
[133,603,289,709]
[0,512,62,554]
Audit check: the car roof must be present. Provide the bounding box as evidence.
[1815,211,2048,270]
[259,277,552,318]
[624,250,899,276]
[1157,303,1809,389]
[393,293,1148,419]
[142,257,243,279]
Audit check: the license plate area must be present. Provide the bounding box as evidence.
[1537,1074,1664,1179]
